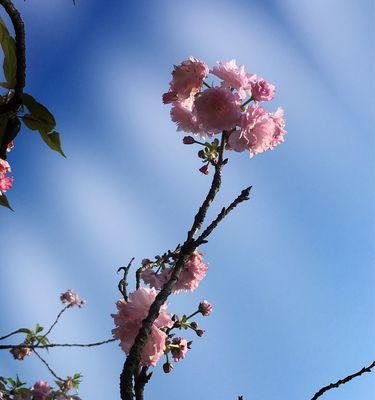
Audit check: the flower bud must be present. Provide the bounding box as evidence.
[196,329,205,337]
[190,321,198,330]
[199,165,209,175]
[197,149,205,158]
[183,136,195,145]
[198,300,213,316]
[163,362,174,373]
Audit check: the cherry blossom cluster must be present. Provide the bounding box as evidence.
[163,57,286,165]
[111,252,213,371]
[1,290,86,399]
[0,375,82,400]
[60,290,86,308]
[0,142,14,195]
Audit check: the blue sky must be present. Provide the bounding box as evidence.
[0,1,374,399]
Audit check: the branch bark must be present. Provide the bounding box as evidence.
[310,360,375,400]
[0,0,26,113]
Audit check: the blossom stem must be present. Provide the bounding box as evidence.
[186,310,200,320]
[241,97,253,109]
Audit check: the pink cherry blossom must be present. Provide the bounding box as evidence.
[30,381,51,400]
[0,175,13,192]
[141,251,208,293]
[163,57,208,103]
[194,87,241,133]
[198,300,213,316]
[170,96,201,134]
[173,251,208,292]
[111,287,173,366]
[0,159,13,193]
[211,60,249,99]
[60,289,86,308]
[228,104,286,157]
[251,78,275,102]
[171,337,188,361]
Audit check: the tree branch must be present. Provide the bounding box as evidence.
[195,186,252,246]
[0,0,26,113]
[0,328,24,341]
[120,133,229,400]
[310,360,375,400]
[0,338,116,350]
[33,349,64,381]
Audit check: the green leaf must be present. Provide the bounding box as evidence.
[0,18,17,88]
[17,328,32,335]
[40,131,66,157]
[35,323,44,333]
[22,94,56,131]
[0,192,13,210]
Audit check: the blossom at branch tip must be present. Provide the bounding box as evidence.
[10,343,32,361]
[141,251,208,293]
[60,289,86,308]
[0,158,13,193]
[198,300,213,316]
[30,381,51,400]
[170,337,188,361]
[111,287,173,367]
[250,78,275,102]
[211,59,249,100]
[163,57,209,103]
[194,87,241,133]
[227,104,286,157]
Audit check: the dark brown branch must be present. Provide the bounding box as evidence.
[310,360,375,400]
[134,366,152,400]
[120,133,227,400]
[0,328,23,341]
[33,349,64,381]
[196,186,252,246]
[0,0,26,113]
[0,338,116,350]
[118,257,135,301]
[186,132,226,241]
[35,306,69,347]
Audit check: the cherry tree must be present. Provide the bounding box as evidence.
[0,1,373,400]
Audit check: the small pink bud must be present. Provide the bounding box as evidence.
[190,321,198,330]
[196,329,205,337]
[163,362,174,373]
[183,136,195,145]
[199,165,209,175]
[198,300,213,316]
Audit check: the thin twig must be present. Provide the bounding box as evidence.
[310,360,375,400]
[35,306,69,347]
[196,186,252,246]
[33,349,64,381]
[118,257,135,301]
[0,328,24,341]
[0,338,116,350]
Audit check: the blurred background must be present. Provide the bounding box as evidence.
[0,0,374,399]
